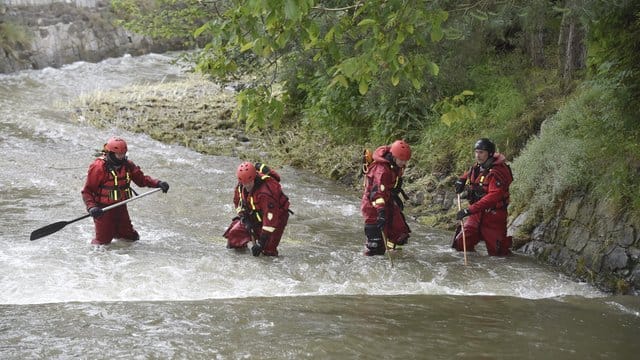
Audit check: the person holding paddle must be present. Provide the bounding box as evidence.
[452,138,513,256]
[81,137,169,245]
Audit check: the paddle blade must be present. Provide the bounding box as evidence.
[30,221,69,241]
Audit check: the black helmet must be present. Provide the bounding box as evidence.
[474,138,495,156]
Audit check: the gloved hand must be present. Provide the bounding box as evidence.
[456,208,471,220]
[376,209,386,230]
[454,178,466,194]
[241,215,254,230]
[252,233,270,256]
[88,207,104,218]
[158,181,170,193]
[251,243,262,256]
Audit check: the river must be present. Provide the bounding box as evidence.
[1,53,638,359]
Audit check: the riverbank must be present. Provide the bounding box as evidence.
[70,74,462,230]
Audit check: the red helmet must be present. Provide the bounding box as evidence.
[390,140,411,161]
[105,137,128,154]
[237,161,257,184]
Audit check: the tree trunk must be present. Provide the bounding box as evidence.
[558,10,587,92]
[526,24,546,67]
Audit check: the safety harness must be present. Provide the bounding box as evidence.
[465,161,513,209]
[97,158,133,204]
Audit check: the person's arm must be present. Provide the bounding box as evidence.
[370,167,393,211]
[454,169,471,194]
[128,160,167,191]
[251,183,284,254]
[370,168,394,230]
[81,162,103,209]
[233,184,242,213]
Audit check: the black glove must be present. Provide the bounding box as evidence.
[88,207,104,218]
[456,208,471,220]
[454,178,466,194]
[241,215,254,230]
[376,209,386,230]
[252,233,270,256]
[251,243,262,256]
[158,181,170,193]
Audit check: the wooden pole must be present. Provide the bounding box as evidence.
[457,194,468,266]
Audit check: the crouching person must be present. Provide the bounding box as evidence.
[223,162,291,256]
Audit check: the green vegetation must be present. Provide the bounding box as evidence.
[511,0,640,220]
[110,0,209,45]
[0,21,30,53]
[511,75,640,220]
[109,0,640,220]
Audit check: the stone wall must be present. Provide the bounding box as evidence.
[511,195,640,294]
[0,1,178,73]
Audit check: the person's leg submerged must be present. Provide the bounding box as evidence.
[452,213,481,252]
[92,211,116,245]
[112,206,140,242]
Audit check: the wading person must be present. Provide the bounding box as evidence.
[361,140,412,256]
[81,136,169,245]
[224,162,291,256]
[453,138,513,256]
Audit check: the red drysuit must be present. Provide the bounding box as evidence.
[227,169,290,256]
[453,153,513,256]
[361,145,411,254]
[81,156,160,245]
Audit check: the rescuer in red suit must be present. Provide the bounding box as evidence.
[361,140,412,256]
[453,138,513,256]
[81,137,169,245]
[224,162,291,256]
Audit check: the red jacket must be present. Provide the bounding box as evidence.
[233,173,290,237]
[361,145,404,219]
[81,156,160,209]
[461,153,512,214]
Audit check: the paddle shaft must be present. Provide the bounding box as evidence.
[98,187,162,212]
[29,187,162,241]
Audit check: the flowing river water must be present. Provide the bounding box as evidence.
[0,53,638,359]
